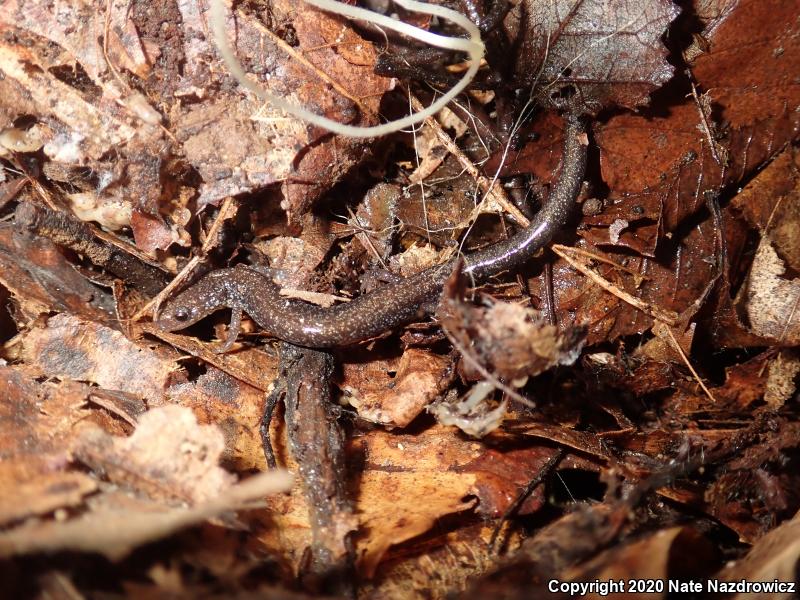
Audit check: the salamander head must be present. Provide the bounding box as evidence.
[157,298,207,332]
[155,270,235,332]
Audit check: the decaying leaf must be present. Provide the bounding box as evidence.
[715,353,770,410]
[0,472,98,527]
[692,0,800,131]
[0,365,103,525]
[508,0,679,113]
[731,147,800,270]
[258,425,560,579]
[563,527,714,594]
[0,227,114,324]
[585,0,800,258]
[167,365,272,471]
[764,351,800,408]
[261,236,328,290]
[353,426,556,576]
[439,270,585,381]
[429,382,508,437]
[72,405,237,505]
[176,0,393,213]
[349,182,401,265]
[0,0,167,219]
[339,348,452,427]
[366,523,515,600]
[3,0,800,597]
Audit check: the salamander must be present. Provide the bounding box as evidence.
[156,116,587,349]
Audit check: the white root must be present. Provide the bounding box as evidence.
[209,0,484,138]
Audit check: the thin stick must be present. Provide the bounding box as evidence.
[562,245,646,281]
[489,448,564,553]
[662,325,717,404]
[406,92,529,228]
[409,92,432,243]
[551,244,680,326]
[135,256,202,322]
[243,10,369,115]
[542,261,557,326]
[136,197,238,321]
[687,73,727,168]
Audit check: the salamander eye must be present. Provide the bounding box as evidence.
[173,307,190,321]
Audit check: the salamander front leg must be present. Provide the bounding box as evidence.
[214,306,242,354]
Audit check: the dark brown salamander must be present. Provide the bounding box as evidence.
[156,116,587,349]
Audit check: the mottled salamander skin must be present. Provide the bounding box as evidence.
[157,117,587,348]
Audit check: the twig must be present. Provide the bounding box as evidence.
[14,202,170,297]
[551,244,680,326]
[542,261,557,326]
[687,71,728,168]
[560,245,646,282]
[406,92,529,228]
[273,343,357,595]
[489,448,564,553]
[661,325,717,403]
[345,206,388,269]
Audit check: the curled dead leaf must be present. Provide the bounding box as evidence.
[715,508,800,599]
[439,272,585,382]
[738,238,800,344]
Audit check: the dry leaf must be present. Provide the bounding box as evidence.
[353,427,480,576]
[732,147,800,271]
[562,527,714,599]
[3,0,800,596]
[0,470,293,561]
[716,508,800,600]
[0,228,114,324]
[0,365,118,526]
[765,351,800,408]
[0,472,98,527]
[21,313,180,402]
[439,277,585,381]
[167,365,272,471]
[72,405,237,505]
